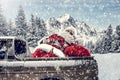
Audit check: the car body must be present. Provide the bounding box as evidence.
[0,36,98,80]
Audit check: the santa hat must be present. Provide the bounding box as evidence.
[59,27,77,44]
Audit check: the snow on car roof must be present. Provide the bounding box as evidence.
[0,36,16,39]
[0,36,26,41]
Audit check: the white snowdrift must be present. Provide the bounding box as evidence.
[93,53,120,80]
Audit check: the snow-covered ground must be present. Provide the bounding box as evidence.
[93,53,120,80]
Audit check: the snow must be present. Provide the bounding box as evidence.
[57,13,71,23]
[93,53,120,80]
[29,47,34,53]
[24,60,81,67]
[0,59,82,68]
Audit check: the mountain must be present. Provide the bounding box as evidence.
[46,17,61,35]
[75,21,97,36]
[57,13,76,27]
[45,14,98,47]
[46,13,97,37]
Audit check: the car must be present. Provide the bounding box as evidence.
[0,36,98,80]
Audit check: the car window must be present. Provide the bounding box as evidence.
[14,39,26,55]
[0,39,12,60]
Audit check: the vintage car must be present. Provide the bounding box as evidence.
[0,36,98,80]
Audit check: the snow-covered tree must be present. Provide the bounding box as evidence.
[0,5,7,36]
[7,19,13,36]
[35,17,47,38]
[103,24,113,53]
[94,37,104,53]
[26,15,47,47]
[116,25,120,37]
[29,14,36,35]
[25,14,36,47]
[110,25,120,52]
[106,24,113,36]
[15,5,27,38]
[94,25,113,53]
[110,40,120,52]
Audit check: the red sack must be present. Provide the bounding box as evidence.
[32,49,57,58]
[32,49,46,58]
[64,45,91,57]
[41,52,57,58]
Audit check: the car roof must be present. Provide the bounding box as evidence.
[0,36,26,42]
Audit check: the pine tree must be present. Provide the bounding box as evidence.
[7,19,12,36]
[30,17,47,47]
[30,14,36,35]
[36,17,47,38]
[106,24,113,36]
[103,24,113,53]
[0,5,7,36]
[116,25,120,37]
[94,25,113,53]
[110,25,120,52]
[26,14,37,47]
[15,5,27,38]
[26,15,47,47]
[94,36,104,53]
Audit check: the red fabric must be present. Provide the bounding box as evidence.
[32,49,46,58]
[47,34,65,49]
[64,45,91,57]
[41,52,57,58]
[32,49,57,58]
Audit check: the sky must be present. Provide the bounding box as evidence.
[0,0,120,31]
